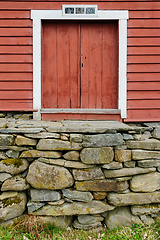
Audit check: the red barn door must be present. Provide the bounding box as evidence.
[41,20,119,120]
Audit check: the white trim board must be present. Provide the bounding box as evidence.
[31,7,129,120]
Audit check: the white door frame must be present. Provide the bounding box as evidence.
[31,6,128,120]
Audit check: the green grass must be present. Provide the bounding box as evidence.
[0,216,160,240]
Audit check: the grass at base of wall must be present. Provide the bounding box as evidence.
[0,216,160,240]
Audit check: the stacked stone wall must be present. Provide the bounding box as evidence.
[0,119,160,229]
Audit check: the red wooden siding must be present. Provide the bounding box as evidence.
[41,21,118,112]
[0,9,33,110]
[0,0,160,121]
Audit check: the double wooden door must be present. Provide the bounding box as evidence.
[41,20,118,112]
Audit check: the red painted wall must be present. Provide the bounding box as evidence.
[0,0,160,122]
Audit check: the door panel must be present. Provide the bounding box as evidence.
[42,21,80,109]
[81,23,103,108]
[101,22,118,109]
[42,20,118,111]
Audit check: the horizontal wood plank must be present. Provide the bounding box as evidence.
[128,29,160,37]
[128,38,160,46]
[0,28,32,37]
[0,11,30,18]
[0,81,32,90]
[128,99,160,109]
[0,72,32,81]
[0,54,32,63]
[0,46,32,54]
[129,11,160,19]
[0,90,32,100]
[128,90,160,99]
[128,47,160,55]
[127,72,160,81]
[0,37,32,45]
[128,64,160,73]
[42,113,121,121]
[128,81,160,91]
[0,19,32,27]
[0,63,32,72]
[126,109,160,122]
[128,55,160,63]
[1,2,160,10]
[0,100,33,110]
[128,19,160,28]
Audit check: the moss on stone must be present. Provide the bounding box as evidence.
[1,158,23,167]
[2,196,21,207]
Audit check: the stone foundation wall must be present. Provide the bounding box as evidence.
[0,119,160,229]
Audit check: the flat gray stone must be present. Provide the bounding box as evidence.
[130,172,160,192]
[1,175,30,191]
[105,207,142,229]
[104,167,156,178]
[140,215,155,225]
[102,162,123,169]
[47,121,131,133]
[35,215,73,229]
[70,134,83,143]
[78,214,104,225]
[38,157,66,166]
[32,201,115,216]
[133,132,151,141]
[25,132,60,139]
[0,146,30,151]
[48,199,65,206]
[131,204,160,215]
[63,151,79,161]
[124,161,136,168]
[115,149,131,162]
[132,150,160,160]
[27,201,45,213]
[92,192,107,200]
[108,191,160,206]
[0,114,6,118]
[0,173,12,182]
[0,134,14,146]
[122,134,134,140]
[138,160,160,168]
[64,161,94,169]
[0,192,27,222]
[114,176,132,182]
[143,122,160,128]
[153,128,160,139]
[15,135,37,146]
[20,150,62,159]
[72,168,105,181]
[37,139,82,151]
[0,191,18,200]
[80,147,114,165]
[127,140,160,150]
[75,179,128,192]
[26,160,74,190]
[6,150,19,159]
[30,189,61,202]
[0,214,27,227]
[0,128,44,134]
[0,158,29,174]
[0,152,7,160]
[38,158,94,168]
[73,219,102,229]
[83,133,123,147]
[62,189,93,202]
